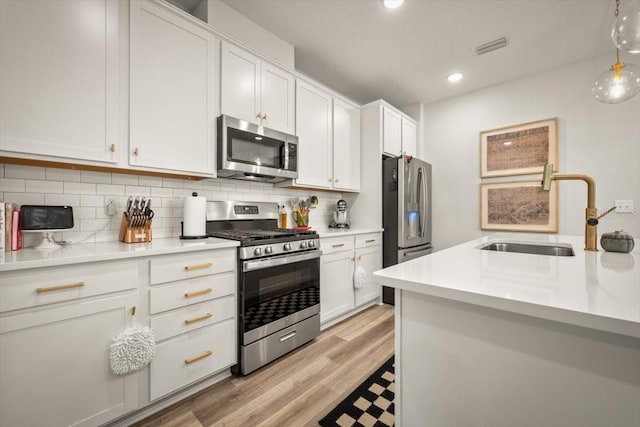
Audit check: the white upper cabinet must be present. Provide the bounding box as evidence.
[295,79,333,188]
[129,0,217,175]
[0,0,119,163]
[402,117,417,157]
[221,41,295,134]
[332,98,361,191]
[382,107,402,157]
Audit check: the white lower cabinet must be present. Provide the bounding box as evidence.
[148,248,237,401]
[0,292,139,427]
[320,232,382,324]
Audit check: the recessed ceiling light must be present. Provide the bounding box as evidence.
[447,72,464,83]
[383,0,405,9]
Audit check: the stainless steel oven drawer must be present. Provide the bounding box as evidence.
[240,313,320,375]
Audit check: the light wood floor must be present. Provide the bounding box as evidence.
[134,304,394,427]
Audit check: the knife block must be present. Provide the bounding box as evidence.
[119,213,152,243]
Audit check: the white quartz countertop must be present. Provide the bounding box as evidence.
[0,238,239,272]
[315,227,383,237]
[374,233,640,338]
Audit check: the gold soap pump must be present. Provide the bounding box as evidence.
[542,164,616,251]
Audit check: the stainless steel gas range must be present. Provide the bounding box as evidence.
[206,201,320,375]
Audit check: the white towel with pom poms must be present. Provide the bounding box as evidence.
[109,324,155,376]
[354,266,366,289]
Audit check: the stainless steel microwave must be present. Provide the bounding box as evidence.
[217,115,298,183]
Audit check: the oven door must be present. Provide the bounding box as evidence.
[241,250,320,345]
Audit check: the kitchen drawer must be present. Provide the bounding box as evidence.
[150,249,236,285]
[150,319,236,401]
[355,233,382,248]
[151,295,235,342]
[149,271,235,314]
[320,236,354,255]
[0,261,139,313]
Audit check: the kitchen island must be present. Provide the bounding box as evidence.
[373,233,640,427]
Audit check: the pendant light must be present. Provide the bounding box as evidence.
[593,0,640,103]
[612,0,640,53]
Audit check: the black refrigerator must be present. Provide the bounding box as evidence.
[382,155,433,304]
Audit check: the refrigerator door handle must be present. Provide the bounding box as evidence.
[418,167,427,238]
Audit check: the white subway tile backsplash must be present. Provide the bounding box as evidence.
[112,174,139,185]
[46,168,81,182]
[81,218,112,232]
[138,176,163,187]
[162,197,183,208]
[97,184,125,195]
[73,207,96,219]
[64,182,96,195]
[95,230,120,243]
[81,170,111,184]
[81,195,105,207]
[5,164,45,180]
[125,186,150,197]
[3,192,45,206]
[60,231,96,244]
[25,180,63,194]
[183,180,203,190]
[162,178,184,188]
[1,178,25,193]
[45,194,80,206]
[150,187,174,198]
[0,164,4,177]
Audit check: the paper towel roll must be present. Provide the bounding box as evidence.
[182,193,206,238]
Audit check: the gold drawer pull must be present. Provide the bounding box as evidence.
[332,243,345,248]
[36,282,84,293]
[184,313,213,324]
[365,239,376,243]
[185,350,212,365]
[184,262,212,271]
[184,288,212,298]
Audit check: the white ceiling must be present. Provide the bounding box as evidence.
[220,0,620,107]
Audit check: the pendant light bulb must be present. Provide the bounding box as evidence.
[611,0,640,53]
[592,55,640,103]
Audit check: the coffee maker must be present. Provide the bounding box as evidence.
[329,199,351,228]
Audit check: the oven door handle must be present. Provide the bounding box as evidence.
[243,250,320,272]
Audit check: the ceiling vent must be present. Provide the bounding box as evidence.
[475,37,508,55]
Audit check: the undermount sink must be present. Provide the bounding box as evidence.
[479,241,575,257]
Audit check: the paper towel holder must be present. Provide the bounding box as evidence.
[180,192,208,240]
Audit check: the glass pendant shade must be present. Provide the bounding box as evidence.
[592,61,640,103]
[611,1,640,53]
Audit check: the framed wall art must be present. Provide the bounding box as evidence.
[480,180,558,233]
[480,118,558,178]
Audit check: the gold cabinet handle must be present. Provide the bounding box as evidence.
[36,282,84,293]
[256,113,262,119]
[184,350,212,365]
[133,148,139,155]
[262,113,267,120]
[184,262,212,271]
[184,288,212,298]
[357,255,362,260]
[365,239,376,243]
[334,178,339,182]
[184,313,213,325]
[332,243,345,248]
[110,144,116,153]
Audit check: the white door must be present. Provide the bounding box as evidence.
[332,98,361,191]
[295,79,333,188]
[354,246,382,306]
[402,118,417,157]
[0,0,119,163]
[320,251,355,323]
[220,41,261,126]
[382,107,402,157]
[130,0,216,174]
[260,62,295,134]
[0,293,139,427]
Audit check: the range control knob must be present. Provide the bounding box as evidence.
[300,241,308,249]
[265,246,273,255]
[308,240,316,248]
[253,247,263,256]
[283,243,292,251]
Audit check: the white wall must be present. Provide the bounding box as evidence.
[422,55,640,251]
[0,164,341,246]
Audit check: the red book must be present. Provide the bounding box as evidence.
[10,209,21,251]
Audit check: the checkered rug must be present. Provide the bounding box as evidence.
[319,356,394,427]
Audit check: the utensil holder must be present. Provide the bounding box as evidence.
[119,213,152,243]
